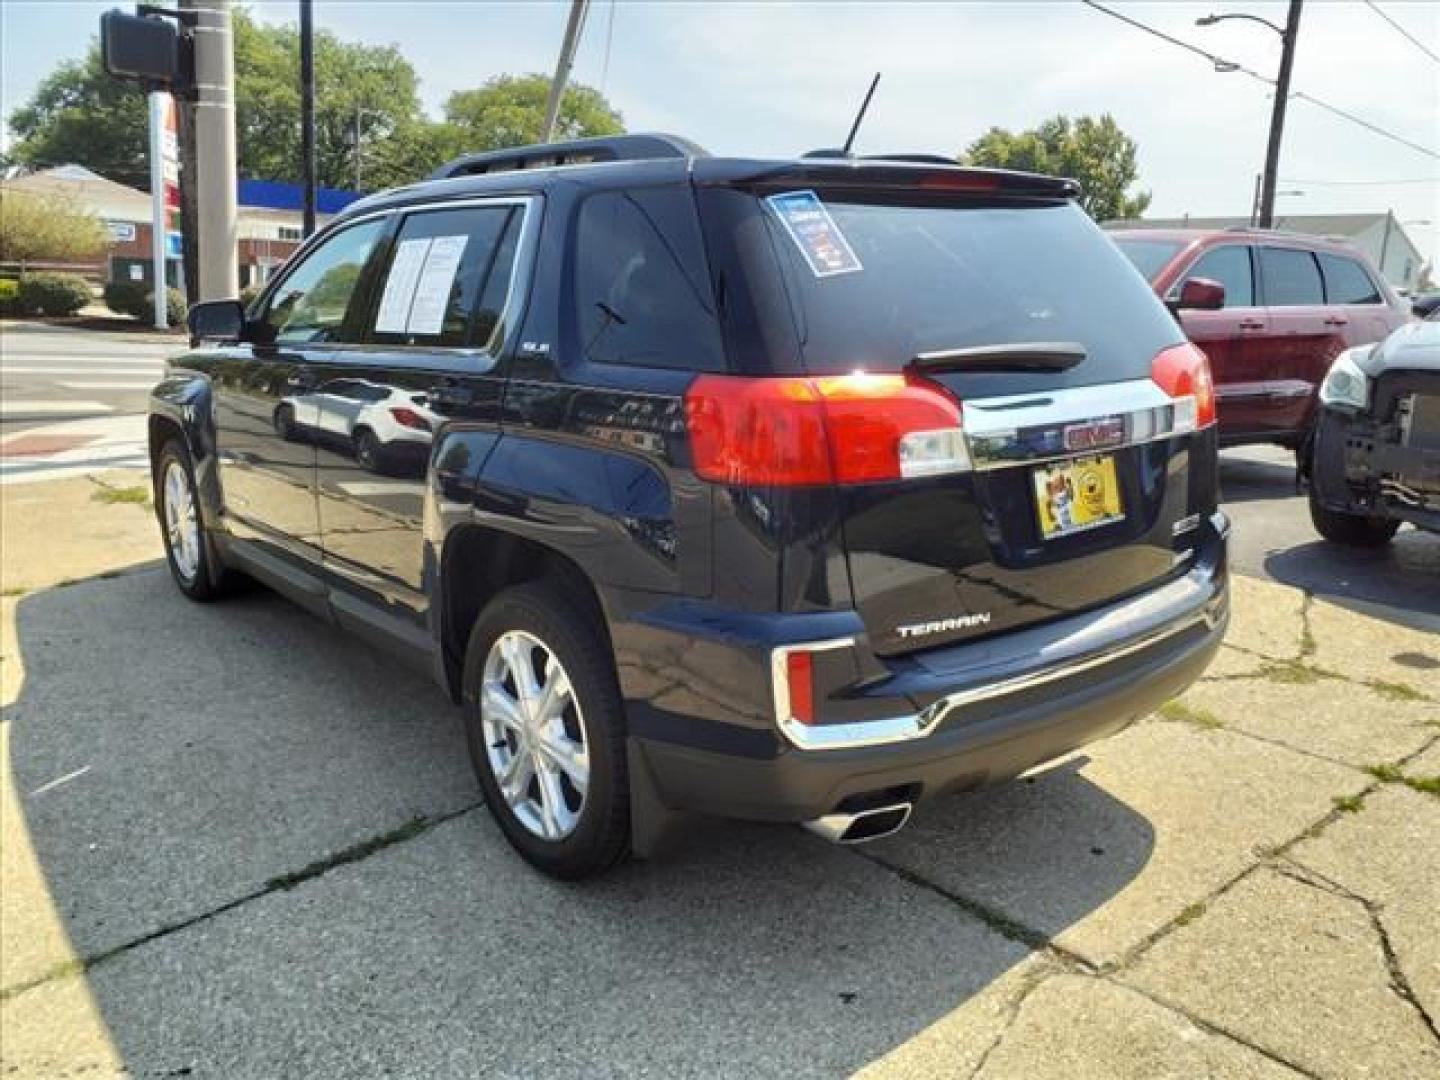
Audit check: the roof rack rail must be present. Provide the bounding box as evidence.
[429,133,708,180]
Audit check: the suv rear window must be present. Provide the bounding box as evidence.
[743,194,1182,383]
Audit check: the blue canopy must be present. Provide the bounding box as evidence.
[237,178,362,216]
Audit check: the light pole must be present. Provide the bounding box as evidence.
[1198,1,1303,229]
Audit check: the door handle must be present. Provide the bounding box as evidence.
[1323,316,1349,327]
[1238,320,1265,330]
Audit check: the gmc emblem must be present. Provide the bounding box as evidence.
[1063,416,1126,452]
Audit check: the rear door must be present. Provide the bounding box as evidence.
[704,185,1210,655]
[1258,245,1344,438]
[1170,244,1271,442]
[1318,251,1399,348]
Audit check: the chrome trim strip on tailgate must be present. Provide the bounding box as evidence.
[961,378,1188,471]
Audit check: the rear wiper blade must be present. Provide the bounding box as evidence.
[911,342,1086,374]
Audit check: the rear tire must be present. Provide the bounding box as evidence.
[353,427,381,472]
[155,439,231,601]
[1308,486,1399,547]
[461,579,629,880]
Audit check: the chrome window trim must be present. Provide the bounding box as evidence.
[774,607,1219,752]
[960,378,1190,472]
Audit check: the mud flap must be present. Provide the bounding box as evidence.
[627,738,691,860]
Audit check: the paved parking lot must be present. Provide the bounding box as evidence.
[2,408,1437,1076]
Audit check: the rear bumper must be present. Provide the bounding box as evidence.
[627,512,1229,823]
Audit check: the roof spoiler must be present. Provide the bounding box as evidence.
[430,133,708,180]
[695,158,1081,199]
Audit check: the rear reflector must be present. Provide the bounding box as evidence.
[685,373,967,486]
[784,650,815,725]
[1151,342,1216,431]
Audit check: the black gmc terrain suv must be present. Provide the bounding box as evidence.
[153,134,1229,879]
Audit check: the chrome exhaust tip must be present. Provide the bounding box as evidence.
[803,802,913,844]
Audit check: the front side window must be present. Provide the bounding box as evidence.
[571,187,725,371]
[1182,245,1254,307]
[265,219,385,344]
[1259,247,1324,307]
[368,205,521,348]
[1318,253,1382,305]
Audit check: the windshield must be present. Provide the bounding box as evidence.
[761,196,1183,383]
[1113,237,1185,283]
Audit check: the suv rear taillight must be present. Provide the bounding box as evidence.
[1151,342,1216,431]
[685,373,967,486]
[390,406,432,431]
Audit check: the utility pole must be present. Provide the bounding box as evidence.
[540,0,589,144]
[300,0,317,236]
[1258,1,1303,229]
[354,104,363,191]
[190,0,239,298]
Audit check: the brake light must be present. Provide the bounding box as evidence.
[784,651,815,725]
[389,406,432,431]
[1151,342,1216,431]
[684,373,967,486]
[917,172,1001,193]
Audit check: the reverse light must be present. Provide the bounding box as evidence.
[1151,342,1216,432]
[684,373,967,486]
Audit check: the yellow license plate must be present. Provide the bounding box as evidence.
[1032,454,1124,540]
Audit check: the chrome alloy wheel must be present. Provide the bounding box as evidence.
[163,460,201,583]
[480,630,590,840]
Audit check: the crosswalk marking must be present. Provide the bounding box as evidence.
[2,365,164,375]
[57,380,160,391]
[0,400,114,418]
[0,414,149,484]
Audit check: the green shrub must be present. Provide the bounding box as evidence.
[16,272,92,317]
[104,279,150,320]
[239,283,263,310]
[0,277,20,316]
[153,287,187,326]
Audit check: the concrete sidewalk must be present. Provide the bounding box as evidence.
[2,470,1436,1078]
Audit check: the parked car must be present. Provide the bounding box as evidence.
[1109,228,1410,458]
[1410,291,1440,320]
[1308,312,1440,545]
[153,135,1229,879]
[275,377,439,473]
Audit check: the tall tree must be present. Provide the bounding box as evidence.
[962,114,1152,222]
[0,190,110,267]
[444,74,624,152]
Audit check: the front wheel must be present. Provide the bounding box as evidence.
[155,439,229,600]
[1308,486,1399,547]
[462,580,629,880]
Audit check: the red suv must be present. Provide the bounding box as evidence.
[1110,229,1410,453]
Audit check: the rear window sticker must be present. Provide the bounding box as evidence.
[766,190,863,278]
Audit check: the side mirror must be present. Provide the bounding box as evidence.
[1175,277,1226,311]
[187,299,247,346]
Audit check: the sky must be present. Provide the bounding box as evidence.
[3,0,1437,266]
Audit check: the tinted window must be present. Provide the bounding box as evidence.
[369,205,521,348]
[266,219,385,344]
[1113,238,1184,282]
[1319,253,1381,305]
[1259,247,1324,306]
[572,187,725,371]
[1183,245,1253,307]
[758,196,1182,380]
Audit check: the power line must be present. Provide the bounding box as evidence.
[1280,176,1440,186]
[1080,0,1440,161]
[1363,0,1439,65]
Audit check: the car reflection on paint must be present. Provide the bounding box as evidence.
[273,377,438,474]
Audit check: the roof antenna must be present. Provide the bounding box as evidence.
[840,72,881,157]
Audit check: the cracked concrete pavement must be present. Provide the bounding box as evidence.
[2,472,1438,1079]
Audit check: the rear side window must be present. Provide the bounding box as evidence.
[571,187,725,371]
[750,195,1182,382]
[1182,245,1254,307]
[369,204,521,348]
[1259,247,1324,306]
[1319,253,1382,305]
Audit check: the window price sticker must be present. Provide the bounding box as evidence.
[766,190,863,278]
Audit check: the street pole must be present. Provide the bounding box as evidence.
[148,92,170,329]
[540,0,589,144]
[1377,211,1394,281]
[354,104,362,191]
[1257,0,1303,229]
[191,0,239,299]
[300,0,317,236]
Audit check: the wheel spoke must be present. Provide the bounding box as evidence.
[496,749,534,805]
[533,656,572,726]
[500,636,538,704]
[538,732,588,793]
[481,681,526,734]
[533,759,570,838]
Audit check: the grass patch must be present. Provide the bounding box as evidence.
[1258,660,1340,686]
[1365,679,1427,703]
[1,586,26,598]
[1332,793,1366,814]
[1404,776,1440,797]
[1158,700,1223,730]
[91,484,150,508]
[1367,763,1404,783]
[1175,901,1207,927]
